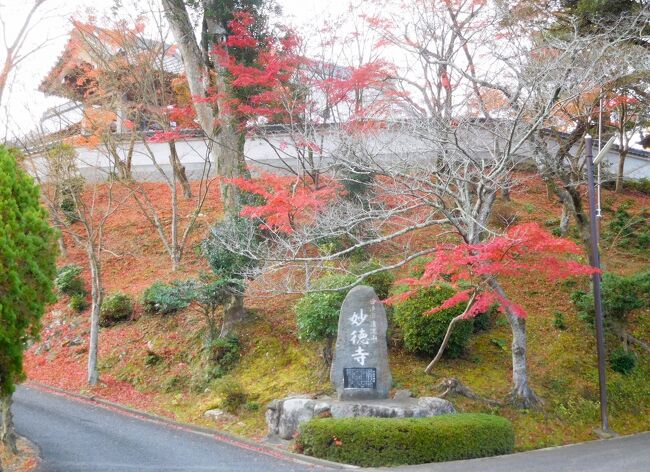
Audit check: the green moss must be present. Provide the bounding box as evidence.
[235,337,323,405]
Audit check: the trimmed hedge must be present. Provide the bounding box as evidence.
[297,413,514,467]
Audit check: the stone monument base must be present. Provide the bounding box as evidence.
[266,393,455,440]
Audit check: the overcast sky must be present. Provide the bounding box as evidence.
[0,0,347,140]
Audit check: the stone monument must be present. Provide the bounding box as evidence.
[265,285,455,441]
[330,285,392,400]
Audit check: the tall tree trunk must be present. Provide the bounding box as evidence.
[559,204,570,236]
[57,232,67,258]
[554,184,594,263]
[203,313,219,376]
[169,141,192,199]
[214,126,247,216]
[322,337,334,368]
[169,152,180,272]
[615,150,628,193]
[87,248,102,385]
[219,292,246,339]
[488,279,541,408]
[0,394,17,455]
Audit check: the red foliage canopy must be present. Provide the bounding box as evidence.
[387,223,599,318]
[210,12,302,124]
[230,171,339,233]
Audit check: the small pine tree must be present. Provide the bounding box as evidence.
[0,145,57,450]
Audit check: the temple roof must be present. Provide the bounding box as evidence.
[39,21,184,100]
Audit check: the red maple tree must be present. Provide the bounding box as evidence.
[387,223,600,373]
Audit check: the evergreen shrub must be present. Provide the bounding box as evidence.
[609,347,637,375]
[295,274,357,343]
[55,264,86,296]
[69,293,88,312]
[297,414,514,467]
[573,271,650,325]
[0,145,57,396]
[393,286,474,358]
[350,260,395,300]
[142,281,189,315]
[100,292,134,327]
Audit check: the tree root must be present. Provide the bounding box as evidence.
[506,386,543,410]
[624,332,650,354]
[435,377,503,407]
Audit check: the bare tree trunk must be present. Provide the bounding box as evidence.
[559,204,570,236]
[322,337,334,368]
[555,185,593,263]
[488,279,541,408]
[615,150,628,193]
[0,394,17,455]
[502,174,511,202]
[162,0,248,217]
[87,248,102,386]
[504,311,540,408]
[169,141,192,199]
[57,233,67,258]
[202,313,220,373]
[169,153,180,272]
[219,293,246,338]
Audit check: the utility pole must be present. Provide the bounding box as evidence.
[585,134,614,438]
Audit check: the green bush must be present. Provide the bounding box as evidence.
[55,264,86,296]
[142,281,189,315]
[393,286,474,358]
[203,216,259,280]
[295,269,397,346]
[553,312,567,330]
[58,176,85,224]
[573,271,649,325]
[315,234,370,262]
[244,401,260,412]
[100,292,134,327]
[295,274,357,343]
[603,201,649,251]
[215,376,247,414]
[628,177,650,195]
[69,293,88,312]
[604,177,650,195]
[350,260,395,300]
[609,348,637,375]
[297,414,514,467]
[205,335,241,379]
[473,307,496,333]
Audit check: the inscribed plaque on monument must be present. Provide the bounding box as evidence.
[343,368,377,389]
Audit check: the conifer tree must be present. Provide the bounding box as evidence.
[0,145,56,455]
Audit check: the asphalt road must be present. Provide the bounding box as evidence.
[385,431,650,472]
[12,386,333,472]
[12,385,650,472]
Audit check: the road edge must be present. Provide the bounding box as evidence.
[23,381,357,470]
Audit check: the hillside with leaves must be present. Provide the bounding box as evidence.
[23,172,650,451]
